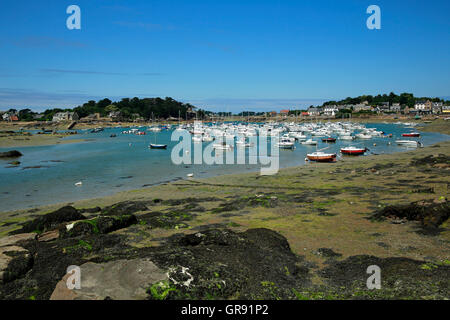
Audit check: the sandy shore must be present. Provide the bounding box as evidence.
[0,133,88,148]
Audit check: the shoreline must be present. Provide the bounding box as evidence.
[0,117,448,148]
[1,124,449,215]
[1,138,449,226]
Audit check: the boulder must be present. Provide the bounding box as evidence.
[102,201,148,216]
[0,233,36,247]
[0,150,23,158]
[15,206,86,234]
[37,230,60,242]
[50,258,167,300]
[0,246,33,283]
[60,215,138,238]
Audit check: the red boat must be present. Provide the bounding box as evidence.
[340,146,367,155]
[402,132,420,137]
[136,131,146,135]
[322,137,336,143]
[306,152,337,162]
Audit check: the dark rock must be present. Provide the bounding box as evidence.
[13,206,86,234]
[320,255,450,299]
[60,215,138,238]
[102,201,148,216]
[372,199,450,229]
[79,207,101,214]
[0,246,33,283]
[0,150,22,158]
[146,228,309,300]
[139,211,194,229]
[316,248,342,258]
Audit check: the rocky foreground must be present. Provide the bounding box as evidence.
[0,142,449,300]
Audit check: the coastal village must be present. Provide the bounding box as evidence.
[1,96,450,126]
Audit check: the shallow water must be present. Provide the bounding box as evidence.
[0,123,448,211]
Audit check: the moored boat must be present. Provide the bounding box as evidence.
[395,140,423,147]
[321,137,336,143]
[149,143,167,149]
[340,146,367,155]
[301,139,318,145]
[306,151,337,162]
[401,132,420,137]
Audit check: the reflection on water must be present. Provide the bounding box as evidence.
[0,123,448,211]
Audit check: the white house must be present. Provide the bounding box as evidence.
[323,105,339,117]
[52,111,79,122]
[414,100,432,111]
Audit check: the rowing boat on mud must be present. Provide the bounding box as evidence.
[306,151,337,162]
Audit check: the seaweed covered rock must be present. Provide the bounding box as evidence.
[60,214,138,238]
[0,246,33,283]
[102,201,148,216]
[372,199,450,229]
[320,255,450,299]
[13,206,86,234]
[147,228,310,300]
[138,211,194,229]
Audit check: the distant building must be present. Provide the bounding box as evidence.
[2,112,19,121]
[442,105,450,114]
[414,100,432,113]
[279,109,290,117]
[307,107,322,116]
[353,104,372,112]
[108,111,122,121]
[52,111,79,122]
[390,103,401,112]
[323,105,339,117]
[432,102,443,114]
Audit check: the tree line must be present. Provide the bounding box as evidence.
[3,97,210,121]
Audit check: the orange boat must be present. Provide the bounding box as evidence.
[306,151,337,162]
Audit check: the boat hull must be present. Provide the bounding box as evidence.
[150,144,167,149]
[341,148,366,155]
[307,154,337,162]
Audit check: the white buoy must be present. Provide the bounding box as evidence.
[75,181,82,186]
[373,143,376,146]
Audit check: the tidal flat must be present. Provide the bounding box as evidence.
[0,138,449,300]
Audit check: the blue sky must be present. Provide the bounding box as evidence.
[0,0,449,112]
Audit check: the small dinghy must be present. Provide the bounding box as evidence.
[306,151,337,162]
[395,140,423,147]
[321,137,336,143]
[149,144,167,149]
[301,139,318,145]
[340,146,367,155]
[401,132,420,137]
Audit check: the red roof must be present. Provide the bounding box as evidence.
[10,115,19,121]
[280,109,290,114]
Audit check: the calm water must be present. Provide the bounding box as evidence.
[0,123,448,211]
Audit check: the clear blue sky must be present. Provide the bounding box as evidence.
[0,0,449,112]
